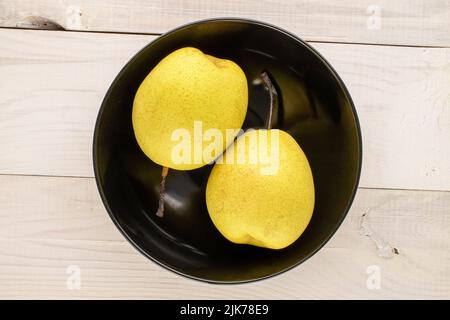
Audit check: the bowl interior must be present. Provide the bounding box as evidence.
[94,19,361,283]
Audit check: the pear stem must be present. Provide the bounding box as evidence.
[260,71,277,130]
[156,166,169,218]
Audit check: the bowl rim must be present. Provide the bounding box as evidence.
[93,17,363,284]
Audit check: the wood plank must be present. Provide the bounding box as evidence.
[1,0,450,47]
[0,174,449,299]
[0,29,152,178]
[0,175,121,242]
[313,42,450,191]
[1,29,449,190]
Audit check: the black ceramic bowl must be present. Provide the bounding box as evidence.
[93,18,362,283]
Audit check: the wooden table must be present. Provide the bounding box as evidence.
[0,1,449,299]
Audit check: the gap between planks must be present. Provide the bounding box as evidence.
[1,0,450,47]
[1,25,448,49]
[1,28,450,191]
[0,174,449,298]
[1,172,450,194]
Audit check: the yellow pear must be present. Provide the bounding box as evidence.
[132,47,248,170]
[205,72,314,249]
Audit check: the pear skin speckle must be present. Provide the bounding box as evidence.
[132,47,248,170]
[206,130,315,250]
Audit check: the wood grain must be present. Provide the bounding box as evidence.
[0,29,449,190]
[0,1,448,301]
[1,0,450,47]
[0,174,448,299]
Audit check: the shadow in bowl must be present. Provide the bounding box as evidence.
[93,18,362,283]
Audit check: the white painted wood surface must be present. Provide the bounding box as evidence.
[1,0,450,47]
[1,29,449,190]
[0,175,449,299]
[0,1,449,299]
